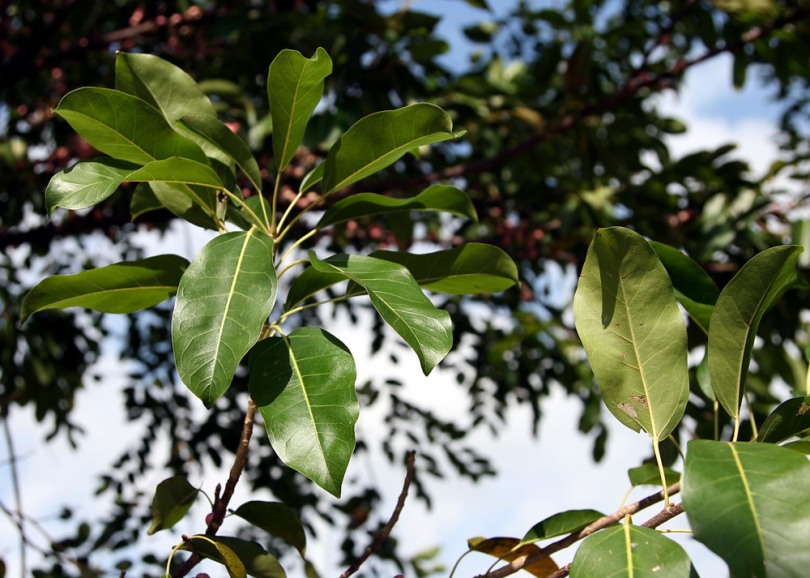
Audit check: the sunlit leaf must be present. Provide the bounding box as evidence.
[148,182,220,230]
[572,227,689,441]
[370,244,519,294]
[124,157,224,189]
[45,158,138,213]
[467,537,557,577]
[284,266,346,311]
[173,230,277,407]
[309,252,452,374]
[249,328,358,497]
[21,255,188,322]
[756,396,810,443]
[521,510,604,544]
[300,162,324,193]
[185,536,247,578]
[321,103,463,194]
[188,536,284,578]
[683,440,810,577]
[317,184,477,228]
[268,48,332,171]
[233,501,307,555]
[708,245,802,420]
[570,525,696,578]
[54,88,208,165]
[147,476,199,535]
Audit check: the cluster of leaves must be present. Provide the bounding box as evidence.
[22,49,519,576]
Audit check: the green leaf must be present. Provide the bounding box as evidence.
[124,157,224,190]
[189,536,284,578]
[650,241,718,334]
[467,537,558,577]
[21,255,188,322]
[180,112,263,192]
[300,162,324,193]
[708,245,802,420]
[147,475,199,535]
[755,396,810,443]
[283,267,346,311]
[233,501,306,555]
[521,510,604,545]
[148,182,220,230]
[249,328,358,497]
[130,183,163,220]
[45,158,138,213]
[627,464,680,487]
[268,48,332,171]
[309,253,452,374]
[317,184,477,228]
[54,88,208,166]
[572,227,689,441]
[570,525,696,578]
[116,52,217,122]
[683,440,810,577]
[173,230,277,408]
[185,536,247,578]
[321,103,463,194]
[370,244,519,294]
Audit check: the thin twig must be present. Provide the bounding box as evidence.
[476,482,682,578]
[3,415,28,578]
[339,450,417,578]
[172,397,258,578]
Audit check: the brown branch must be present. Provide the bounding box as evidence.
[340,450,417,578]
[476,482,682,578]
[172,397,258,578]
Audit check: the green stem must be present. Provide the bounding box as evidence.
[277,189,306,232]
[277,259,309,281]
[651,440,670,508]
[277,294,353,326]
[270,172,282,235]
[276,194,329,244]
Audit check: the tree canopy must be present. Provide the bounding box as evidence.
[2,0,810,577]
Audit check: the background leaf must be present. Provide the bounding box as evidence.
[627,464,680,487]
[309,253,453,375]
[185,536,247,578]
[188,537,284,578]
[54,88,208,166]
[572,227,689,441]
[45,158,138,213]
[683,440,810,577]
[249,328,358,497]
[467,537,558,577]
[521,510,604,544]
[317,184,477,228]
[570,525,696,578]
[147,476,198,535]
[708,245,802,419]
[756,395,810,443]
[173,230,277,408]
[268,48,332,171]
[233,501,307,555]
[321,103,462,194]
[21,255,188,321]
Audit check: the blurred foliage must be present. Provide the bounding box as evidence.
[2,0,810,576]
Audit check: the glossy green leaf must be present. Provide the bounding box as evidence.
[317,184,477,228]
[521,510,604,544]
[21,255,188,322]
[249,328,358,497]
[116,52,217,121]
[572,227,689,441]
[683,440,810,577]
[173,230,277,408]
[755,396,810,443]
[149,182,219,230]
[45,158,138,213]
[268,48,332,171]
[188,536,284,578]
[467,537,558,577]
[229,195,272,231]
[309,253,453,374]
[300,162,324,193]
[54,88,207,166]
[708,245,802,419]
[570,525,696,578]
[321,103,463,194]
[627,464,680,487]
[370,244,519,294]
[650,241,718,333]
[180,112,262,192]
[233,501,306,555]
[130,183,163,220]
[124,157,224,189]
[185,536,247,578]
[284,266,346,311]
[146,475,198,535]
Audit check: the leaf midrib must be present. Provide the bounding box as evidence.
[729,444,766,561]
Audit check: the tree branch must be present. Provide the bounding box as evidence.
[172,397,257,578]
[340,450,417,578]
[2,414,28,578]
[476,482,682,578]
